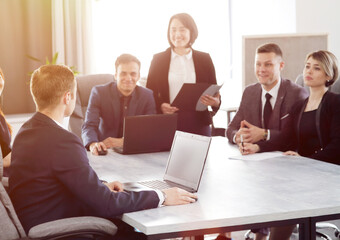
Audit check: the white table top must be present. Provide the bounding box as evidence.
[88,137,340,236]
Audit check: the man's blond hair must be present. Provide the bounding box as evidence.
[30,65,75,110]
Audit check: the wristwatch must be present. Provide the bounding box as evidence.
[263,129,268,141]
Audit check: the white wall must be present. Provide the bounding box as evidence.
[296,0,340,59]
[228,0,296,107]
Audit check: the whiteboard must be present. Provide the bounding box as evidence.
[242,33,328,89]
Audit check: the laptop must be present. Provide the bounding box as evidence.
[113,114,177,154]
[123,131,212,193]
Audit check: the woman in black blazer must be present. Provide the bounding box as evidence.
[146,13,220,136]
[0,68,12,172]
[244,50,340,165]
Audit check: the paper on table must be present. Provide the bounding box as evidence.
[229,151,284,161]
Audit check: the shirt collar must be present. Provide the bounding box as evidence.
[261,77,281,99]
[52,119,67,129]
[171,48,192,60]
[116,84,136,98]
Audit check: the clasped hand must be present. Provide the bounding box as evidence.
[235,120,264,155]
[235,120,265,144]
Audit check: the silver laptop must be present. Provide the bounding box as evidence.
[123,131,211,193]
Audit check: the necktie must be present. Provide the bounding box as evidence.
[263,93,272,129]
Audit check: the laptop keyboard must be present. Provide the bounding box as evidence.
[138,180,173,190]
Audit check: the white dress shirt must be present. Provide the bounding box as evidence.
[168,49,196,103]
[260,78,281,140]
[261,78,281,123]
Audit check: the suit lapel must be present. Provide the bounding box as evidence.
[127,88,138,115]
[109,84,121,121]
[252,84,263,127]
[270,79,286,129]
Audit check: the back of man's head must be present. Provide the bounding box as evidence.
[115,54,141,72]
[30,65,75,111]
[256,43,283,58]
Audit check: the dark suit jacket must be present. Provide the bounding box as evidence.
[146,48,219,135]
[259,91,340,164]
[226,78,309,143]
[9,112,159,233]
[82,82,156,148]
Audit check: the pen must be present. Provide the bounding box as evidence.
[240,134,244,152]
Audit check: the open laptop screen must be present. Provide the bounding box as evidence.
[164,131,211,191]
[120,114,177,154]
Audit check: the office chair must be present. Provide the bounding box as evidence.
[0,147,118,240]
[244,224,340,240]
[211,107,237,137]
[68,74,114,141]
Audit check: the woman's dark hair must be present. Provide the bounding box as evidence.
[167,13,198,49]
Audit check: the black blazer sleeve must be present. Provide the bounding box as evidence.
[310,92,340,164]
[146,49,171,113]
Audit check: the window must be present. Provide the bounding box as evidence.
[92,0,231,86]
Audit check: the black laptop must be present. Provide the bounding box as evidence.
[113,114,177,154]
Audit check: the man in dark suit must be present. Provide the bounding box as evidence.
[226,43,308,147]
[9,65,197,239]
[82,54,156,155]
[223,43,308,240]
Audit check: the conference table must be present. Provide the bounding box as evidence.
[88,136,340,240]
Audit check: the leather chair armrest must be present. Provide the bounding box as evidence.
[28,216,117,239]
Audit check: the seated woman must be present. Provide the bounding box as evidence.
[0,68,12,173]
[243,50,340,164]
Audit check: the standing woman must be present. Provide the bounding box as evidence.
[146,13,220,136]
[0,68,12,171]
[244,50,340,165]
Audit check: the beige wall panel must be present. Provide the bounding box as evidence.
[242,34,328,89]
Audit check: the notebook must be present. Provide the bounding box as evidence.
[123,131,212,193]
[113,114,177,154]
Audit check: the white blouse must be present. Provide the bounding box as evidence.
[168,49,196,103]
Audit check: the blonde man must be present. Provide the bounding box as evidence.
[9,65,196,239]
